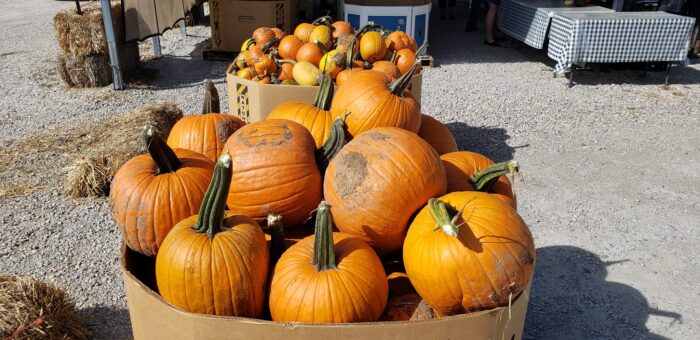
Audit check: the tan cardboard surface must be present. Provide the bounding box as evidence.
[122,246,531,340]
[226,72,423,123]
[209,0,295,52]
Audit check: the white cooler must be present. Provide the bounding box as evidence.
[342,0,432,50]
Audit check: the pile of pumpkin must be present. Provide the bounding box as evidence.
[110,72,535,323]
[228,16,423,86]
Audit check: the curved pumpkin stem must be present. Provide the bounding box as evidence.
[470,160,519,192]
[312,201,336,271]
[389,61,421,96]
[312,74,334,110]
[201,79,220,114]
[268,214,285,267]
[142,126,180,174]
[427,198,462,237]
[312,16,333,27]
[244,38,256,51]
[262,37,280,54]
[275,58,297,66]
[194,153,232,239]
[316,116,345,174]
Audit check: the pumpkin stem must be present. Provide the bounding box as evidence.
[312,16,333,27]
[416,40,428,56]
[194,153,232,239]
[428,198,461,237]
[268,214,285,268]
[390,50,398,63]
[275,58,297,66]
[470,160,519,192]
[201,79,220,114]
[244,39,256,51]
[262,37,280,53]
[312,201,336,271]
[316,117,345,174]
[312,74,334,110]
[388,61,420,96]
[142,126,180,174]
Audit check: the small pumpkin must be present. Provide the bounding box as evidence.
[270,27,285,39]
[335,68,361,86]
[269,201,389,323]
[323,127,447,253]
[296,42,324,67]
[360,31,387,63]
[234,50,250,69]
[278,35,303,60]
[253,54,277,76]
[254,75,272,84]
[236,67,256,80]
[310,25,333,50]
[155,153,269,317]
[403,194,535,315]
[292,60,321,86]
[332,21,354,39]
[440,151,518,209]
[319,50,345,79]
[394,48,418,75]
[252,27,276,48]
[247,37,279,61]
[294,22,315,43]
[276,59,295,81]
[417,114,458,155]
[371,60,400,80]
[110,127,214,256]
[385,31,412,52]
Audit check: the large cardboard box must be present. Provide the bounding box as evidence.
[121,246,532,339]
[209,0,296,53]
[226,72,423,123]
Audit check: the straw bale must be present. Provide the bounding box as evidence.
[58,53,112,88]
[54,1,127,57]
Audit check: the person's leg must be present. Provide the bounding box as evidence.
[438,0,447,21]
[466,0,480,31]
[448,0,457,21]
[485,3,498,44]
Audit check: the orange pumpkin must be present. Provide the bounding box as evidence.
[330,62,422,139]
[403,193,535,315]
[276,60,295,81]
[278,35,303,60]
[155,154,269,317]
[236,67,256,80]
[385,31,412,52]
[253,27,276,47]
[440,151,518,209]
[294,22,315,43]
[394,48,418,75]
[296,42,324,67]
[269,201,388,323]
[270,27,285,39]
[335,68,361,86]
[224,120,322,226]
[371,60,400,80]
[360,31,387,62]
[310,25,333,50]
[323,127,447,253]
[332,21,354,39]
[417,114,458,155]
[253,54,277,76]
[167,81,246,162]
[110,127,214,256]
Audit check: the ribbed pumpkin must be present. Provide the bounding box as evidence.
[270,27,285,39]
[403,193,535,315]
[167,80,246,162]
[417,114,458,155]
[224,120,322,226]
[323,127,447,253]
[360,31,387,62]
[330,62,422,139]
[441,151,518,209]
[372,60,400,81]
[110,127,214,257]
[394,48,418,75]
[253,54,277,76]
[252,27,276,47]
[332,21,354,39]
[385,31,412,52]
[276,59,295,81]
[335,68,361,86]
[269,201,388,323]
[155,154,269,317]
[310,25,333,50]
[278,35,303,60]
[296,42,324,67]
[294,23,315,43]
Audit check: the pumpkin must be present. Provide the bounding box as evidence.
[253,54,277,76]
[440,151,518,209]
[332,21,354,39]
[241,38,256,52]
[247,37,279,61]
[278,35,303,60]
[294,22,315,43]
[253,27,276,48]
[167,80,246,162]
[330,62,422,139]
[269,201,388,323]
[254,75,271,84]
[371,60,400,80]
[319,50,345,79]
[236,67,256,80]
[335,68,361,86]
[292,61,321,86]
[224,119,322,226]
[323,127,447,253]
[155,153,269,317]
[403,193,535,315]
[310,25,333,50]
[335,33,358,55]
[110,127,214,256]
[360,31,387,63]
[296,42,324,67]
[276,59,295,81]
[417,114,458,155]
[234,50,250,69]
[385,31,410,52]
[271,27,285,39]
[394,48,418,75]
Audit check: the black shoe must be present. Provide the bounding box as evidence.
[494,36,507,42]
[465,23,477,32]
[484,40,501,47]
[449,15,456,22]
[440,14,447,21]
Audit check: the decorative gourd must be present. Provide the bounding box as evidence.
[167,80,246,162]
[319,50,345,79]
[360,31,387,62]
[330,62,422,139]
[234,50,250,69]
[294,23,315,43]
[385,31,412,52]
[292,61,321,86]
[332,21,354,39]
[241,38,256,52]
[394,48,418,75]
[110,127,214,256]
[371,60,400,80]
[440,151,518,209]
[155,153,269,317]
[323,127,447,253]
[417,114,458,155]
[278,35,303,60]
[224,120,322,226]
[403,193,535,315]
[252,27,276,48]
[237,67,256,80]
[296,42,324,67]
[276,59,295,81]
[253,54,277,76]
[310,25,333,50]
[269,201,388,323]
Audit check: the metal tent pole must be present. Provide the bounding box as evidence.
[179,20,187,39]
[100,0,124,90]
[612,0,624,11]
[152,36,162,57]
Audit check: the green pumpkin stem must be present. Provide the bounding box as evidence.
[244,39,256,50]
[428,198,463,237]
[390,50,398,63]
[312,16,333,27]
[142,126,180,174]
[201,79,220,114]
[268,214,285,267]
[276,58,297,66]
[262,37,280,53]
[312,201,336,271]
[389,61,420,96]
[315,116,346,174]
[194,153,232,239]
[312,74,334,110]
[470,160,519,192]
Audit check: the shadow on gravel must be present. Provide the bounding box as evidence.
[446,122,520,162]
[524,246,682,339]
[78,305,132,340]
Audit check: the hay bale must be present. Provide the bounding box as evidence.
[0,275,88,339]
[58,53,112,88]
[64,157,111,197]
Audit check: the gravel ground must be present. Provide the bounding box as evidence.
[1,1,699,339]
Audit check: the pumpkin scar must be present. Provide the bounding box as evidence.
[333,151,368,199]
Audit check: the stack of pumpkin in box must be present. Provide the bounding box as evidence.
[228,16,422,86]
[110,66,535,323]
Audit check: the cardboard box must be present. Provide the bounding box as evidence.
[121,245,532,339]
[208,0,296,53]
[226,72,423,123]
